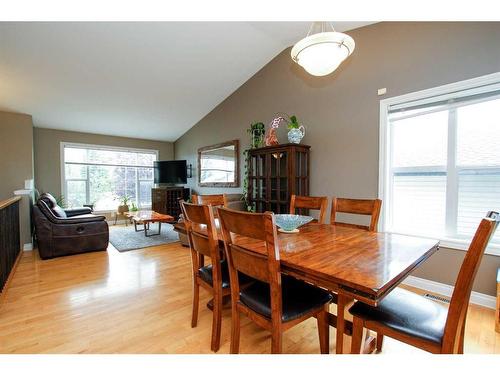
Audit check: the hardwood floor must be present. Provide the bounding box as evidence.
[0,241,499,354]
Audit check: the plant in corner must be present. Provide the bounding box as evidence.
[35,190,67,208]
[55,194,67,208]
[242,121,266,212]
[247,122,266,149]
[118,195,131,213]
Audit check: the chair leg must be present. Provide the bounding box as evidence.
[230,305,241,354]
[210,289,223,352]
[317,305,330,354]
[350,316,365,354]
[376,334,384,352]
[271,329,283,354]
[191,279,200,328]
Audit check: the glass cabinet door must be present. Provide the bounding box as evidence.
[269,151,288,213]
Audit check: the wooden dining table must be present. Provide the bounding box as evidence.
[174,221,440,354]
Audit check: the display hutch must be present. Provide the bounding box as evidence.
[247,143,310,214]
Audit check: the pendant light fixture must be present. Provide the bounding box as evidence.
[291,22,355,77]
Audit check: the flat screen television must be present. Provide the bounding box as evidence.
[154,160,187,184]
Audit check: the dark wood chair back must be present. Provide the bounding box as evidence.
[330,197,382,231]
[289,195,328,224]
[180,200,231,352]
[192,194,228,208]
[217,207,282,318]
[181,201,220,261]
[442,211,499,352]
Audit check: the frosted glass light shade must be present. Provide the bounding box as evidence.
[291,31,355,76]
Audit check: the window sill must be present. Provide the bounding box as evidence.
[384,230,500,257]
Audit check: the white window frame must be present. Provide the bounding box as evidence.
[379,72,500,256]
[60,142,159,213]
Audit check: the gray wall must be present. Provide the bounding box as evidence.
[0,111,34,246]
[33,128,175,197]
[175,22,500,295]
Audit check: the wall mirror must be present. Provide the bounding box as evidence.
[198,140,239,187]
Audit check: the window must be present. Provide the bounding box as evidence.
[380,73,500,252]
[62,143,158,211]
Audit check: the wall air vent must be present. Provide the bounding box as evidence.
[423,293,451,304]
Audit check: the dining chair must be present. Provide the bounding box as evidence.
[349,211,500,354]
[217,207,333,354]
[330,197,382,231]
[289,194,328,224]
[329,197,382,350]
[180,201,236,352]
[192,193,228,207]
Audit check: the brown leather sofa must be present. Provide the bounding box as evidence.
[33,193,109,259]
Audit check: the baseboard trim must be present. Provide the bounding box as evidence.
[402,275,496,310]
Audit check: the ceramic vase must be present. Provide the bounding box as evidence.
[287,125,305,144]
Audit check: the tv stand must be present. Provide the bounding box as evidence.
[152,186,190,220]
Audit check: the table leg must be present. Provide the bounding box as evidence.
[134,221,144,232]
[336,293,354,354]
[145,221,161,237]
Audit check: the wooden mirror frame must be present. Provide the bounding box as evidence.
[198,140,239,188]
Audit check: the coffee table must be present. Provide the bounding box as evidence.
[125,210,175,237]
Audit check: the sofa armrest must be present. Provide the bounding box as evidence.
[65,207,93,217]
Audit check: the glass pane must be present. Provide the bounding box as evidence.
[65,164,87,179]
[88,165,115,211]
[88,165,137,211]
[64,147,87,163]
[457,98,500,167]
[66,180,86,208]
[125,167,137,200]
[391,172,447,236]
[137,153,157,166]
[457,170,500,244]
[391,110,448,168]
[65,146,156,167]
[138,167,153,180]
[139,181,153,207]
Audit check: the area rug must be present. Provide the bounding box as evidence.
[109,223,179,252]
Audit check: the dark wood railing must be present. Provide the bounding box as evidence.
[0,196,21,296]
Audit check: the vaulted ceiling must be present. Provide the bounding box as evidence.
[0,22,373,141]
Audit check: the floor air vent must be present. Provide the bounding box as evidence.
[423,293,451,304]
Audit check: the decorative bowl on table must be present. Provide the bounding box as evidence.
[274,214,314,233]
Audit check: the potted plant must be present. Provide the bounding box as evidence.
[264,114,306,145]
[286,115,306,144]
[243,121,266,212]
[118,196,131,213]
[130,202,139,212]
[247,122,266,149]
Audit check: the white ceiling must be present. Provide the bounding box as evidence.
[0,22,373,142]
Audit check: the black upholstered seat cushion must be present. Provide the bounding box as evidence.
[349,288,448,345]
[198,260,253,289]
[239,275,333,322]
